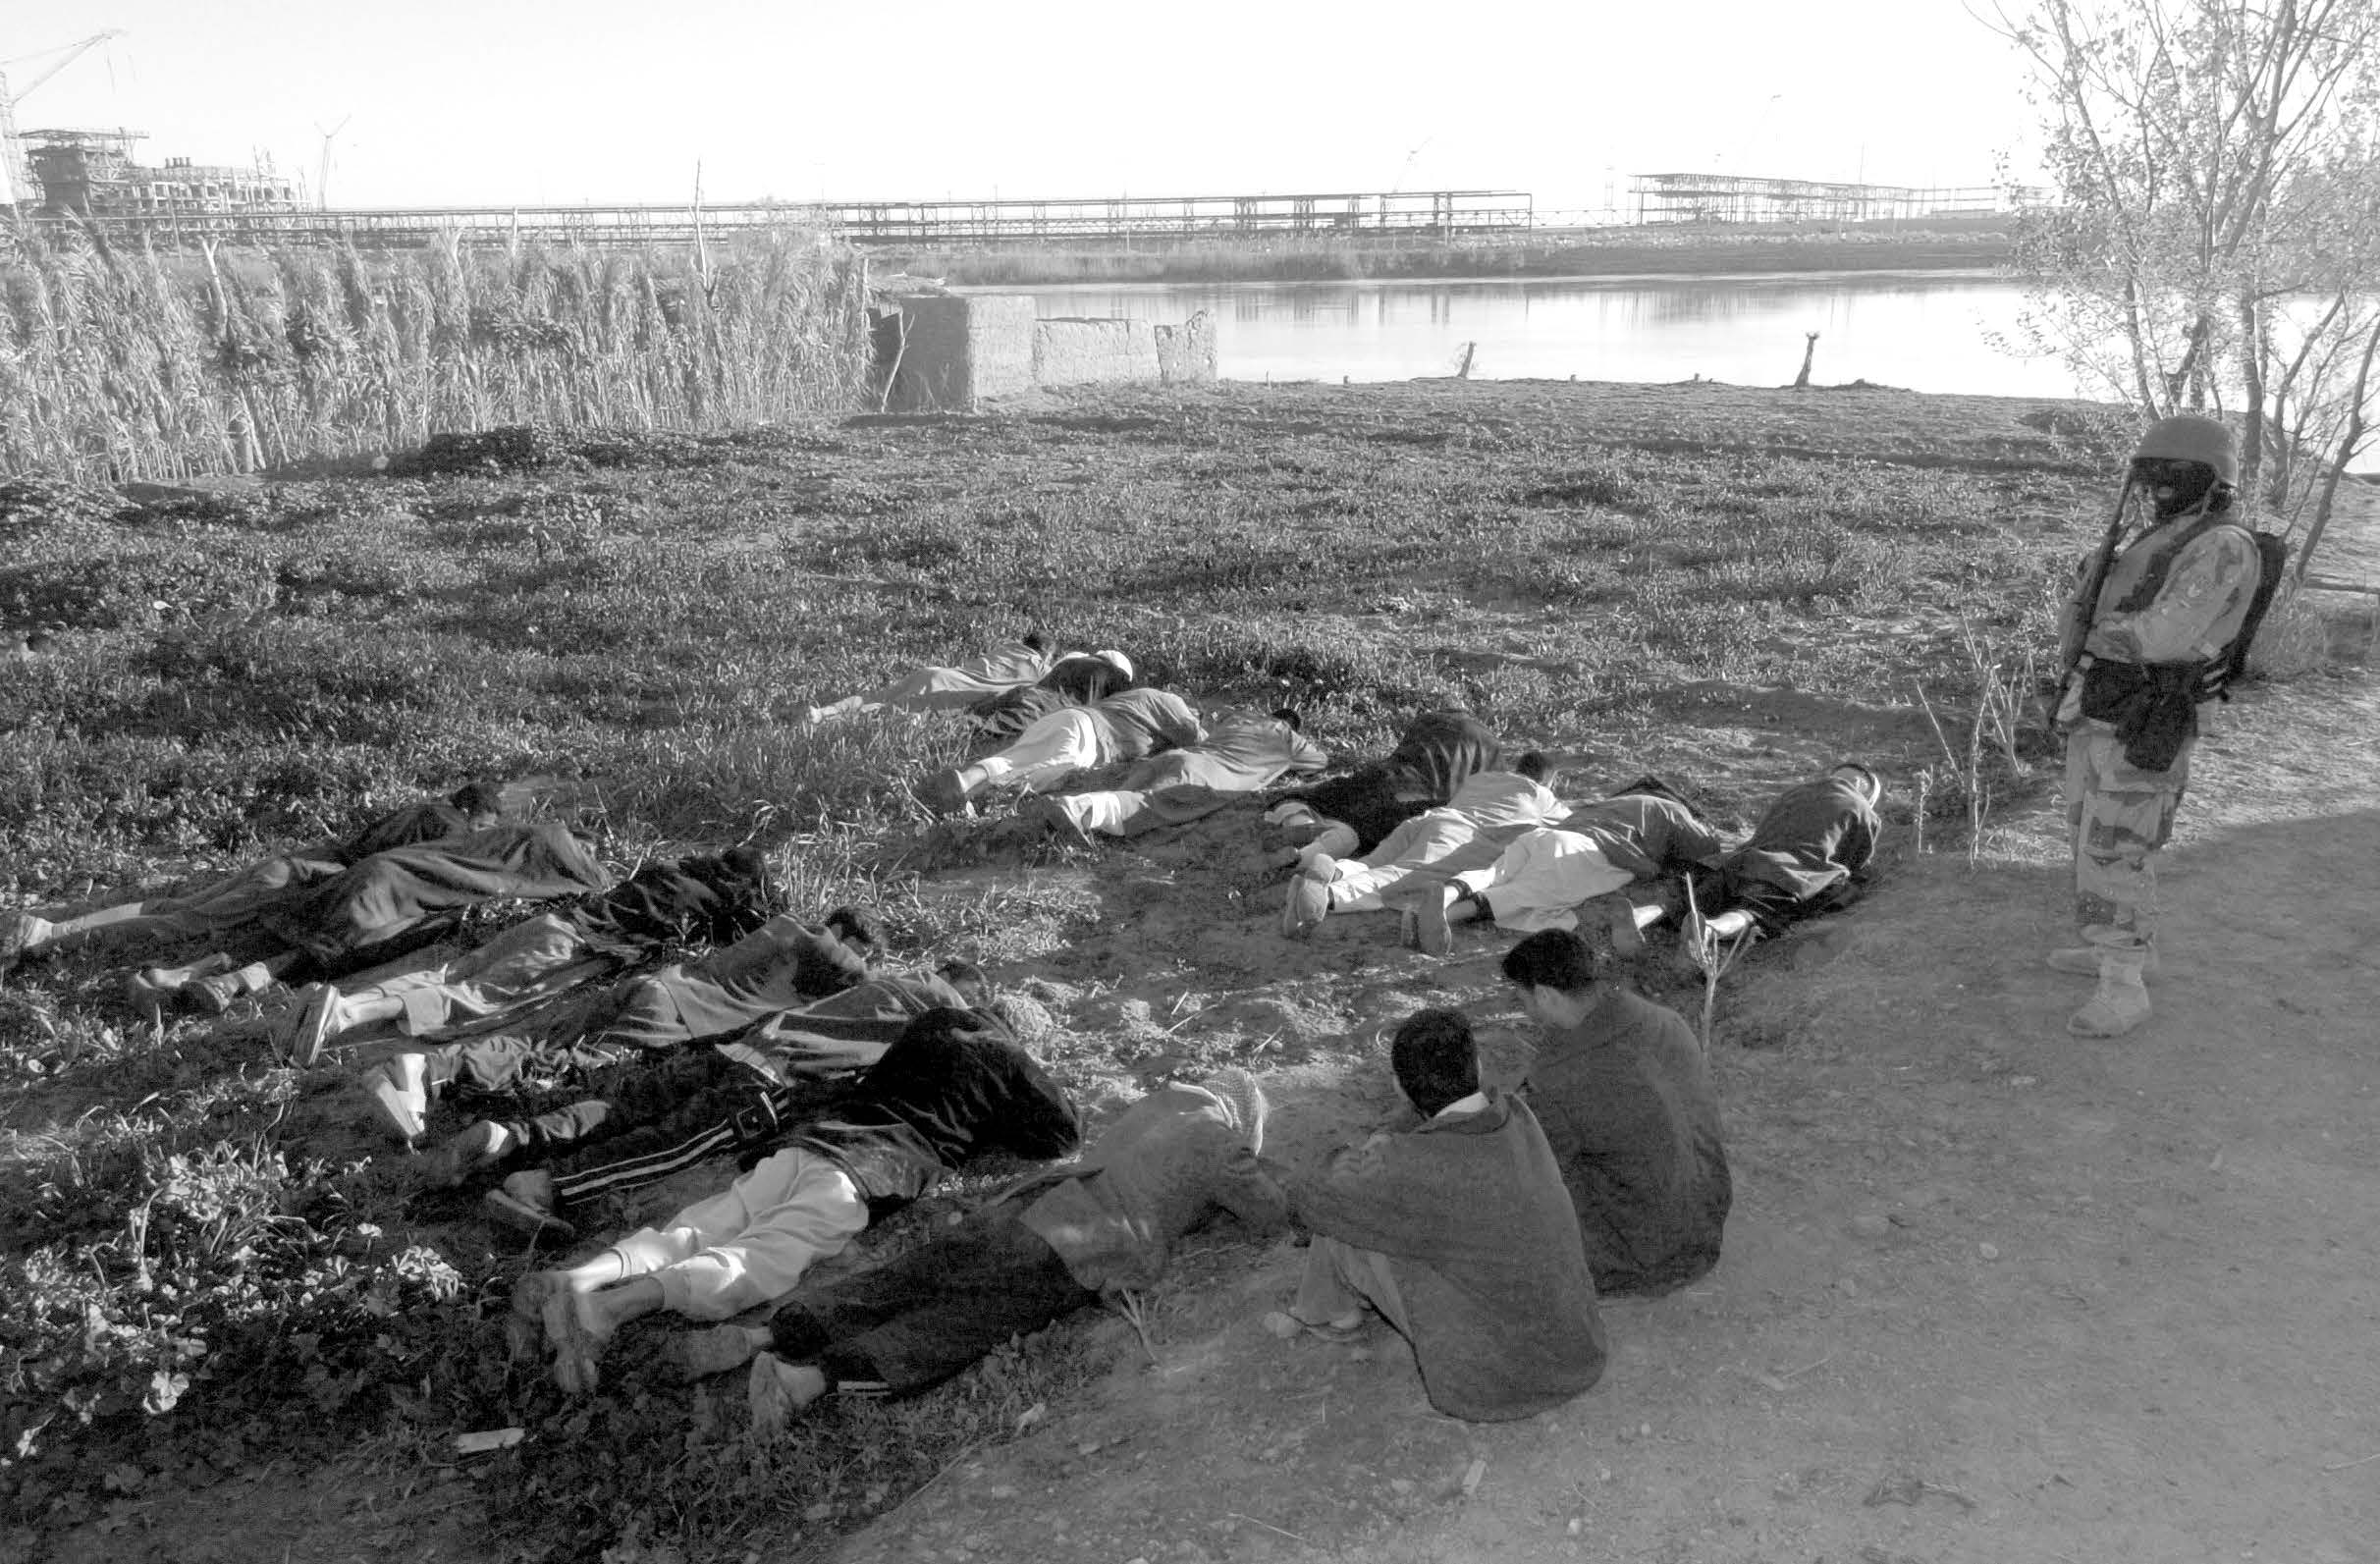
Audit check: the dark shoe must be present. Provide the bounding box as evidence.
[419,1119,514,1189]
[0,912,42,982]
[185,972,243,1017]
[1019,791,1095,850]
[1588,892,1646,956]
[921,769,971,817]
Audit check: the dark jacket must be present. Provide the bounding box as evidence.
[789,1007,1081,1205]
[1704,776,1878,908]
[1295,710,1504,854]
[1285,1089,1605,1422]
[1525,990,1731,1296]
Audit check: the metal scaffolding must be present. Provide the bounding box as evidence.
[24,188,1536,250]
[1630,173,2036,225]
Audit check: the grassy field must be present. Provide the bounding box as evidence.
[0,377,2291,1561]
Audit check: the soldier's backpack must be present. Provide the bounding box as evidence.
[2196,530,2293,703]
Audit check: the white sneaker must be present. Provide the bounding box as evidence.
[362,1053,430,1144]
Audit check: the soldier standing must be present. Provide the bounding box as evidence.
[2053,415,2267,1038]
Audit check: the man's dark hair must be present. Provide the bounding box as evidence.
[1270,708,1302,730]
[934,957,990,1004]
[1500,928,1603,996]
[825,905,889,957]
[1514,750,1553,783]
[1828,761,1881,797]
[447,780,508,819]
[1024,629,1052,653]
[1390,1008,1481,1119]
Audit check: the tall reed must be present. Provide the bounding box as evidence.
[0,225,872,483]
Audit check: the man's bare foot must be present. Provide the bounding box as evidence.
[747,1353,831,1437]
[661,1323,770,1382]
[542,1288,614,1395]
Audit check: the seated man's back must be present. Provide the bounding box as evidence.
[1503,930,1731,1296]
[1526,985,1730,1295]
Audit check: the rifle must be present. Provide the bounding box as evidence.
[2053,471,2137,711]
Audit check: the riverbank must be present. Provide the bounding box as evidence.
[878,226,2016,288]
[5,379,2371,1564]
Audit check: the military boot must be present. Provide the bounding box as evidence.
[2068,946,2151,1038]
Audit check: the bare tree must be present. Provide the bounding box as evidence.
[1989,0,2380,576]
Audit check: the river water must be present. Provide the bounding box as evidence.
[990,272,2089,402]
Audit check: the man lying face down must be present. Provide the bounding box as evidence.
[0,781,509,990]
[1014,707,1328,846]
[673,1068,1286,1433]
[801,631,1058,726]
[514,1004,1081,1395]
[282,846,788,1068]
[1264,1007,1607,1423]
[1401,776,1728,957]
[1279,750,1566,939]
[353,902,892,1160]
[923,685,1203,817]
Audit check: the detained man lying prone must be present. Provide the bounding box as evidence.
[656,1069,1285,1432]
[514,1004,1081,1394]
[1015,708,1327,845]
[924,686,1204,817]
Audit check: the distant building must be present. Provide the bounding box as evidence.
[23,129,300,217]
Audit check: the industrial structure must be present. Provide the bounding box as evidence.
[18,128,301,217]
[15,187,1534,250]
[1,29,122,207]
[1629,172,2036,225]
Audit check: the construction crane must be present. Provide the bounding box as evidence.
[1,29,126,208]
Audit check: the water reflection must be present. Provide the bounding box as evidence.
[986,273,2083,400]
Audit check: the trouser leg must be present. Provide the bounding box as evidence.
[2066,725,2188,953]
[628,1150,870,1321]
[1293,1237,1413,1337]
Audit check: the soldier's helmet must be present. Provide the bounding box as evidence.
[2133,414,2239,485]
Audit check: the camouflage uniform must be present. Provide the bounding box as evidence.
[2058,517,2263,952]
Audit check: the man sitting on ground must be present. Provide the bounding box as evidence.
[1268,708,1504,864]
[1017,707,1327,845]
[802,633,1056,727]
[1501,930,1731,1296]
[668,1069,1283,1432]
[1669,763,1882,965]
[1406,779,1728,957]
[926,685,1204,817]
[516,1004,1081,1395]
[281,847,787,1068]
[1280,753,1565,938]
[0,782,508,985]
[1264,1007,1606,1423]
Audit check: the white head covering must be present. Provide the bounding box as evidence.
[1094,649,1134,681]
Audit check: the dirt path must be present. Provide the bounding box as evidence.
[836,665,2380,1563]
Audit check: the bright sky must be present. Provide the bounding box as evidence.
[7,1,2041,213]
